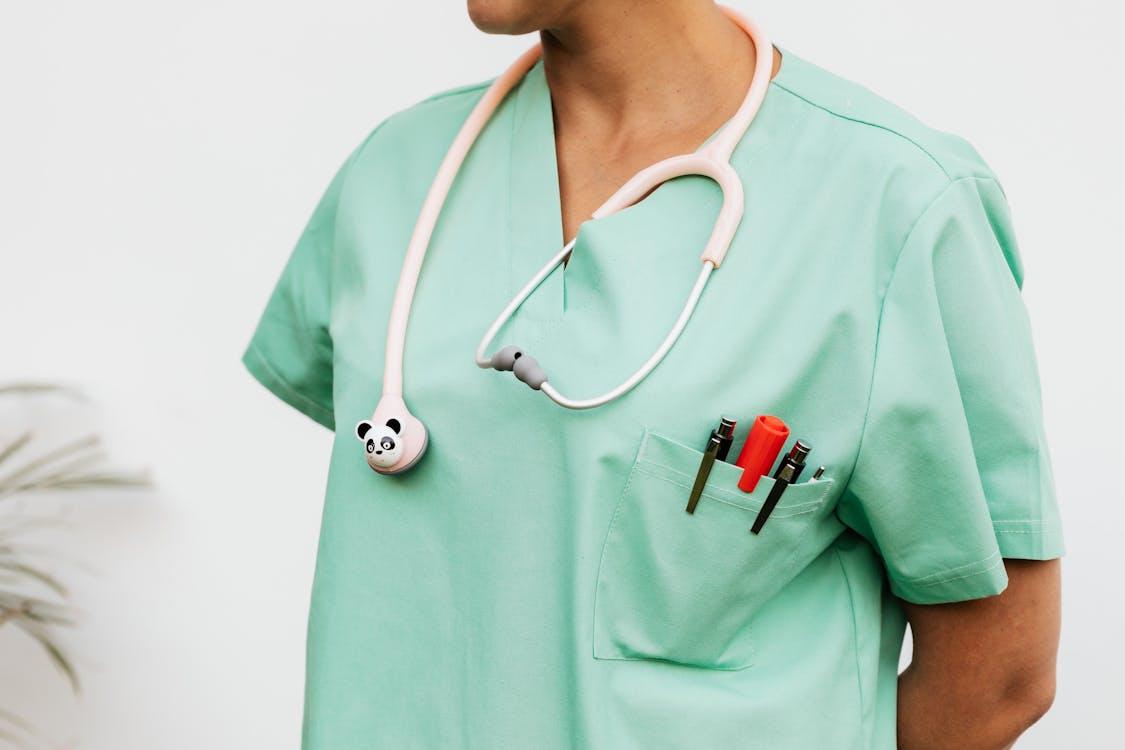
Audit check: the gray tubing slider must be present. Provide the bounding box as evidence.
[490,345,548,390]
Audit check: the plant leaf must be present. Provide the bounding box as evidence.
[0,435,102,497]
[7,616,79,692]
[0,596,72,627]
[14,472,151,494]
[0,561,68,597]
[0,706,36,748]
[0,432,33,467]
[0,515,75,543]
[0,453,133,496]
[27,631,79,694]
[0,382,86,401]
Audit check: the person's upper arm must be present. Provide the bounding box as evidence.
[837,175,1064,605]
[241,147,362,431]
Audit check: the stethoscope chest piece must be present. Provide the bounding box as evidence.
[355,394,428,474]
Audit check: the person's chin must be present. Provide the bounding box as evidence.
[467,0,546,35]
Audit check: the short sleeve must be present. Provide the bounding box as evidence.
[241,150,359,431]
[838,176,1064,605]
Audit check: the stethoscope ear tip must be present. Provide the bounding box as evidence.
[357,395,429,475]
[488,345,548,390]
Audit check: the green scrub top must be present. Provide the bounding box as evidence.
[242,48,1064,749]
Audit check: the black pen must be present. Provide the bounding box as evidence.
[686,417,737,514]
[750,440,810,534]
[714,417,736,461]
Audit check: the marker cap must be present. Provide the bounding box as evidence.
[735,415,789,493]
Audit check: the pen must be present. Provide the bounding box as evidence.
[714,417,737,461]
[686,417,737,514]
[750,440,811,534]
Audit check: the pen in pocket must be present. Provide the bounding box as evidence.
[750,440,811,534]
[685,417,737,514]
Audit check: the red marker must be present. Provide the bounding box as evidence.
[734,415,789,493]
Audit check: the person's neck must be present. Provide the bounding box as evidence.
[540,1,761,146]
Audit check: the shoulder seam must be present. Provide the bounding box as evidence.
[375,79,491,131]
[327,77,492,302]
[334,115,393,222]
[419,79,492,105]
[770,80,952,180]
[335,77,492,203]
[883,174,1001,290]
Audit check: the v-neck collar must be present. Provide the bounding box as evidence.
[505,60,565,326]
[502,47,792,331]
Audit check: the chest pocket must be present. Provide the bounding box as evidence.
[593,429,842,670]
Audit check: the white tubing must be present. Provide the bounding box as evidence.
[475,239,576,369]
[474,7,770,409]
[539,263,714,410]
[703,8,774,164]
[383,45,542,396]
[386,5,772,412]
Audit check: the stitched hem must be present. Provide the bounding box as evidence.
[889,552,1009,604]
[994,522,1066,561]
[242,343,335,431]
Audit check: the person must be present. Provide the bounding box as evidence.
[241,1,1063,747]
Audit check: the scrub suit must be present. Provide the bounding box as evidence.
[242,48,1064,749]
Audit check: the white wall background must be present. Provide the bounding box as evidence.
[1,1,1121,747]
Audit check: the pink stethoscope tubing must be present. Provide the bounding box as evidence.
[358,6,773,474]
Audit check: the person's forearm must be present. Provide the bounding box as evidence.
[898,560,1061,749]
[897,661,1053,749]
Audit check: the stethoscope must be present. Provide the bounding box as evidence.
[356,6,773,474]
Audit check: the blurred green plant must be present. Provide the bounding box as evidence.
[0,383,150,746]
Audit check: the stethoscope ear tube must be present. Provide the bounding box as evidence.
[383,44,544,400]
[360,5,774,472]
[591,155,745,267]
[474,155,747,410]
[473,238,576,372]
[356,46,544,475]
[477,261,716,410]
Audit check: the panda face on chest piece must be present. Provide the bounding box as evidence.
[355,418,403,470]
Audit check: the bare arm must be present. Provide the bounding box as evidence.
[897,559,1061,750]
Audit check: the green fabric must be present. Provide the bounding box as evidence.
[242,47,1063,749]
